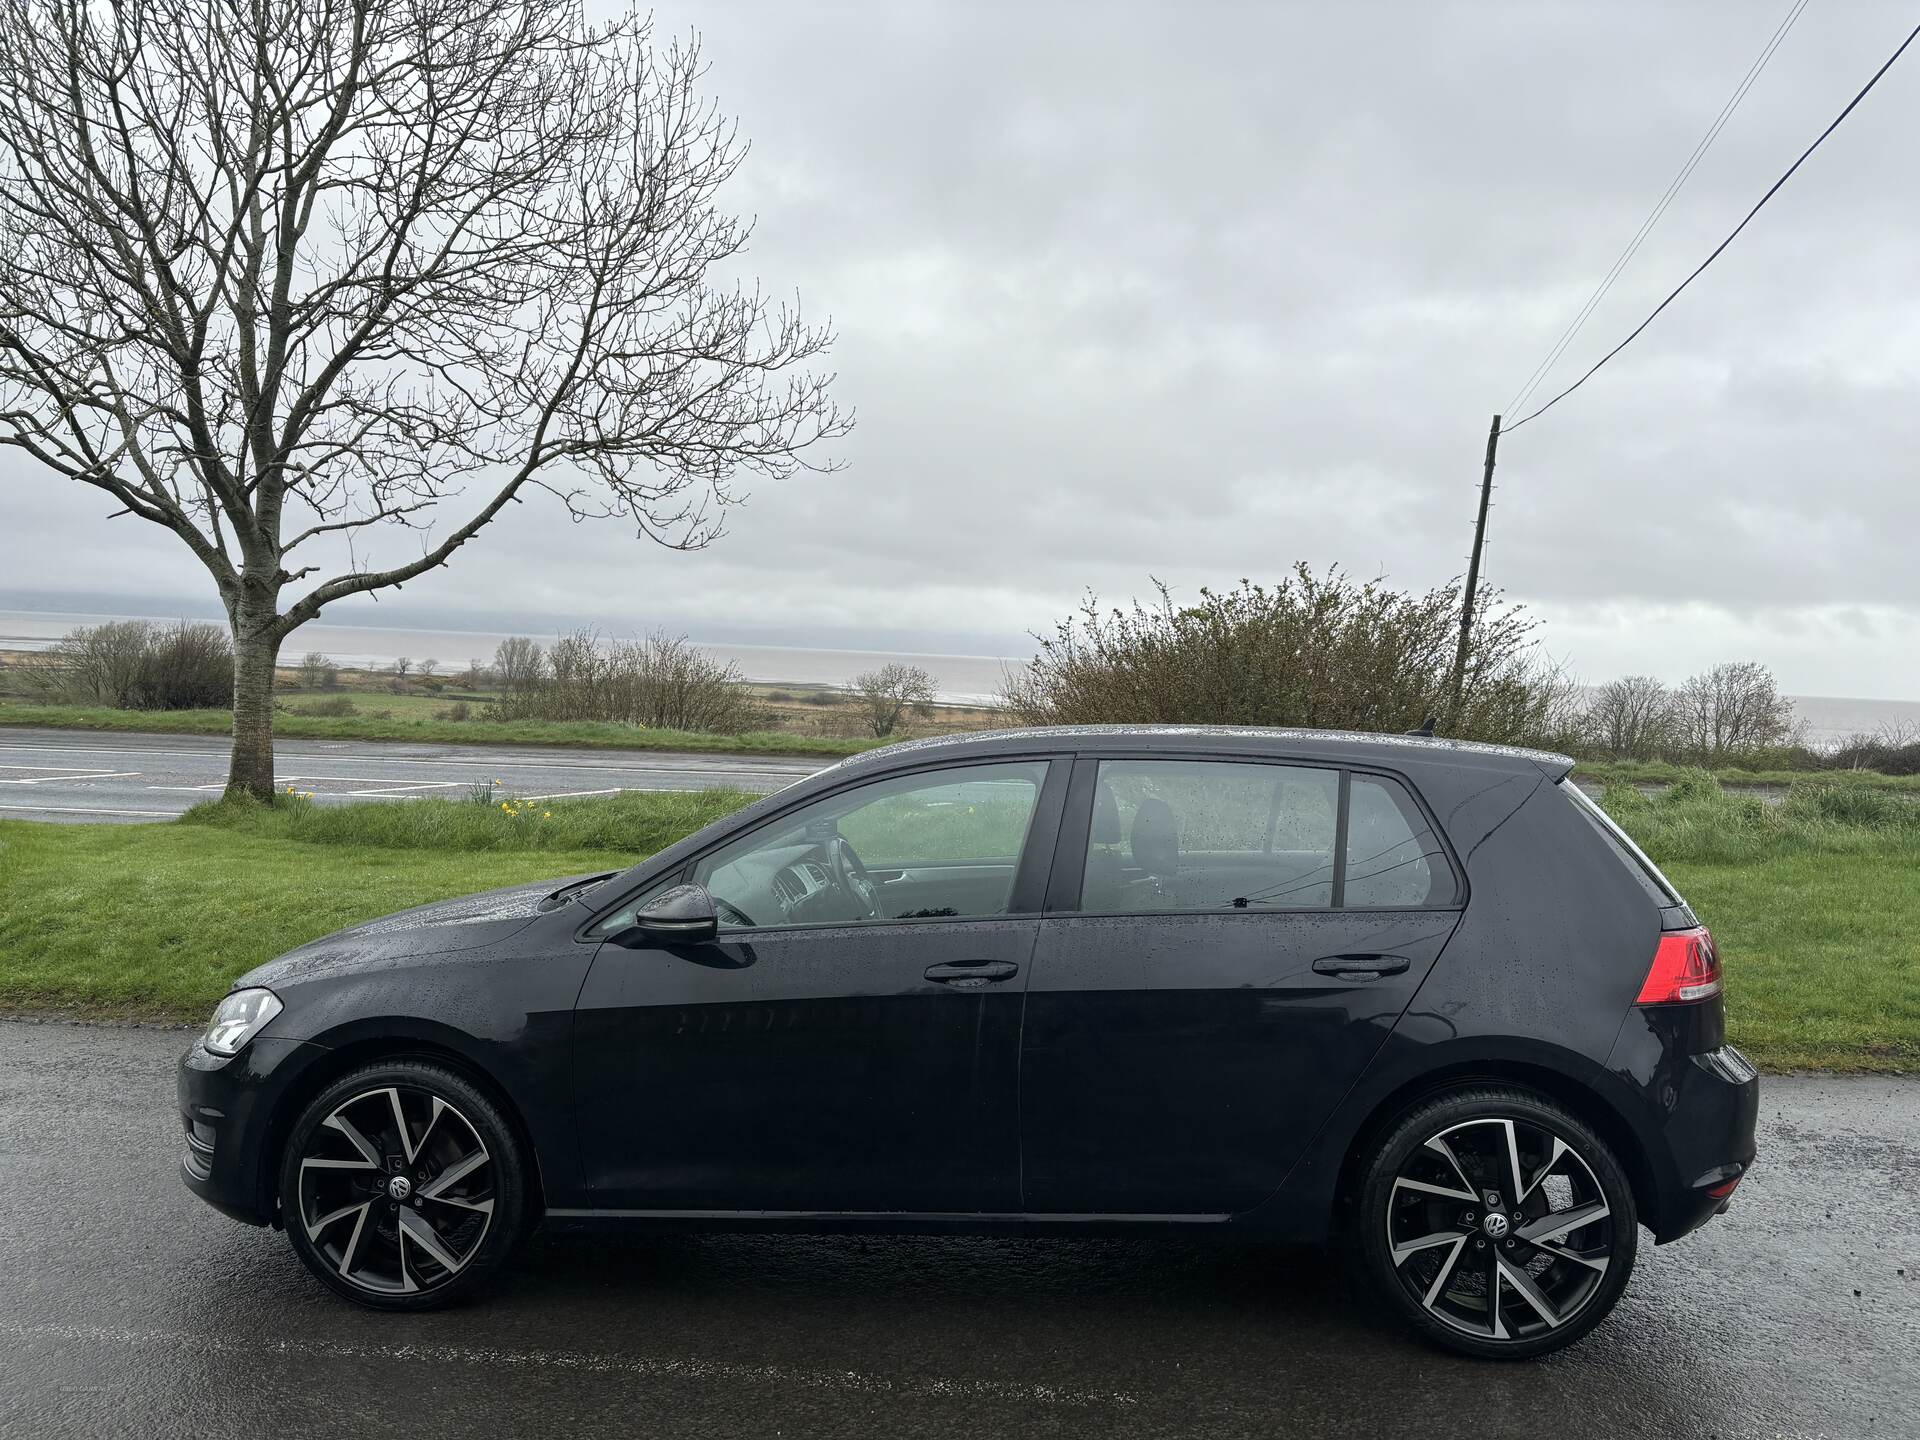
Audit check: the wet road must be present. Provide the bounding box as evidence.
[0,727,827,822]
[1,1021,1915,1439]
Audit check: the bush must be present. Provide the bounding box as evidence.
[1826,726,1920,777]
[289,695,358,717]
[852,663,937,738]
[1002,568,1577,749]
[436,700,472,722]
[486,629,766,733]
[27,619,232,709]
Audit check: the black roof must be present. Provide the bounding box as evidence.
[823,724,1575,782]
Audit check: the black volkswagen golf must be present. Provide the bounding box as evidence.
[179,725,1757,1358]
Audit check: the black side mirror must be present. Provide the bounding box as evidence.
[615,882,719,946]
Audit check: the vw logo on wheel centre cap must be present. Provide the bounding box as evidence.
[387,1175,414,1201]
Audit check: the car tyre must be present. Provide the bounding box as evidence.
[1357,1085,1637,1359]
[279,1060,527,1310]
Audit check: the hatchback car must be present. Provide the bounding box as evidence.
[179,725,1757,1358]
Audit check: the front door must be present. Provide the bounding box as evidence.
[572,757,1065,1214]
[1021,756,1463,1215]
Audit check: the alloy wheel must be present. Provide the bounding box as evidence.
[1384,1115,1616,1343]
[295,1085,495,1296]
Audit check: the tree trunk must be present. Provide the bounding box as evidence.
[226,608,282,800]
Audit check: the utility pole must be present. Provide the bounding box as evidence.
[1447,414,1502,722]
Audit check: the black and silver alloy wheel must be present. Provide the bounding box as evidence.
[281,1062,525,1309]
[1359,1088,1637,1359]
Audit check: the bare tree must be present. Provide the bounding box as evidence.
[392,656,413,682]
[417,657,438,678]
[0,1,849,797]
[853,663,938,738]
[1582,675,1676,759]
[297,650,335,689]
[492,636,546,694]
[1674,662,1797,763]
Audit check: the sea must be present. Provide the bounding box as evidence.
[3,608,1915,742]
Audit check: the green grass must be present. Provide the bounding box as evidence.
[1,776,1915,1070]
[1597,776,1920,1072]
[0,699,879,758]
[1577,758,1920,792]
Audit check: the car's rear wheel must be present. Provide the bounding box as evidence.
[279,1061,526,1310]
[1357,1086,1637,1359]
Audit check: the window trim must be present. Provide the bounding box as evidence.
[1044,750,1465,919]
[579,754,1071,941]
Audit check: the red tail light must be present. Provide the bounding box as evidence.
[1636,926,1722,1005]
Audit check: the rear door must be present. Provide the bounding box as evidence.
[1019,754,1464,1216]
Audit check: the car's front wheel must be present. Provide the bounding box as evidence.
[279,1061,526,1309]
[1357,1086,1637,1359]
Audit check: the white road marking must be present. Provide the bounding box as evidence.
[0,769,141,785]
[0,1321,1138,1410]
[0,802,177,817]
[519,787,628,801]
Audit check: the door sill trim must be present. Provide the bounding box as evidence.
[547,1207,1234,1223]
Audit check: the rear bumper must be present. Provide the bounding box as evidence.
[1604,1007,1759,1244]
[177,1033,331,1227]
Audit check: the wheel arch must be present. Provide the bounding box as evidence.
[254,1030,548,1230]
[1331,1058,1661,1236]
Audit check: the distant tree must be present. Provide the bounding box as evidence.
[0,1,848,798]
[1674,662,1797,762]
[393,657,413,682]
[492,637,547,694]
[465,659,492,687]
[417,658,439,679]
[297,652,335,690]
[1582,675,1677,759]
[854,663,938,738]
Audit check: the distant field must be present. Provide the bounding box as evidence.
[0,647,1006,757]
[2,776,1914,1071]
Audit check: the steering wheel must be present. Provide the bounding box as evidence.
[827,834,879,920]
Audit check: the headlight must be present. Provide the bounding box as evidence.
[202,988,283,1057]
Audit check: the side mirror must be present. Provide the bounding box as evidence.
[616,882,719,946]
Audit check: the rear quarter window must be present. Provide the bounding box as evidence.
[1560,779,1680,906]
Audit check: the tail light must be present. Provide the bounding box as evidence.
[1635,926,1722,1005]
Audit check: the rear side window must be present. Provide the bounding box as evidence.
[1560,780,1680,905]
[1072,760,1457,913]
[1084,760,1339,911]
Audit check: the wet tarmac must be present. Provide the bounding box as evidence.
[1,1020,1914,1438]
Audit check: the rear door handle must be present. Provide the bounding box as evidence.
[1312,953,1411,978]
[924,959,1020,986]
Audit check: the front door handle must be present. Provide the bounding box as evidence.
[1312,953,1411,978]
[925,959,1020,986]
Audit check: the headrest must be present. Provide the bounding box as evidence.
[1131,796,1179,875]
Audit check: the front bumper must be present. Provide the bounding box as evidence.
[177,1033,331,1227]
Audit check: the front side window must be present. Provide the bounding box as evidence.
[693,761,1049,929]
[1080,760,1340,912]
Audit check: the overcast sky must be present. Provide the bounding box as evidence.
[4,0,1917,698]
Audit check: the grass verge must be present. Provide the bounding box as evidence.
[0,699,879,759]
[1,778,1914,1070]
[1576,758,1920,792]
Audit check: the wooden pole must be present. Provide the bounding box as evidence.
[1447,414,1502,723]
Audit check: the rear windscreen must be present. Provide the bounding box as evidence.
[1559,779,1681,906]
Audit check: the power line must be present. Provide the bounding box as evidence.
[1503,15,1920,435]
[1503,0,1810,419]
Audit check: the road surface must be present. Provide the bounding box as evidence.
[0,1020,1914,1439]
[0,726,830,823]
